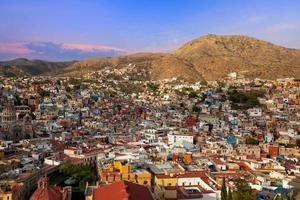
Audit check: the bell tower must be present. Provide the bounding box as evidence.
[1,99,16,123]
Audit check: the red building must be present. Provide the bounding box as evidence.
[185,116,197,126]
[269,145,279,158]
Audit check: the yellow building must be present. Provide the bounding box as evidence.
[0,184,13,200]
[99,161,151,186]
[0,191,12,200]
[152,170,212,200]
[154,174,178,200]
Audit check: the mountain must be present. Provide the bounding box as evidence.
[63,53,204,81]
[175,34,300,80]
[1,34,300,81]
[63,34,300,81]
[0,58,74,77]
[149,54,203,81]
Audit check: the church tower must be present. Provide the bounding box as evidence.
[1,97,34,141]
[1,99,17,123]
[23,114,34,138]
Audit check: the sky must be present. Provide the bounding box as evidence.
[0,0,300,61]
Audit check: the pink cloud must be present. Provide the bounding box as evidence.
[62,43,126,52]
[0,42,31,54]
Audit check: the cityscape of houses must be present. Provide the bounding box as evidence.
[0,69,300,200]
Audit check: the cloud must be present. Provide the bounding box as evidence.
[0,41,126,61]
[62,43,124,52]
[0,43,32,54]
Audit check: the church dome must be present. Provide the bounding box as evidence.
[30,177,64,200]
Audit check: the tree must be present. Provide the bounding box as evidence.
[60,159,96,189]
[200,80,208,86]
[228,90,264,109]
[274,193,288,200]
[233,179,255,200]
[65,86,71,93]
[221,178,227,200]
[296,139,300,148]
[188,91,198,99]
[228,187,233,200]
[147,82,159,92]
[292,188,300,200]
[37,88,50,97]
[192,105,200,113]
[245,137,259,145]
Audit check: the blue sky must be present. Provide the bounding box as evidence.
[1,0,300,60]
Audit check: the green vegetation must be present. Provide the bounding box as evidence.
[188,91,198,98]
[293,78,300,82]
[147,82,159,92]
[228,89,265,109]
[37,88,50,97]
[297,139,300,148]
[49,172,69,186]
[228,188,233,200]
[3,71,17,77]
[192,105,201,113]
[291,188,300,200]
[245,137,259,145]
[220,178,234,200]
[200,80,208,85]
[274,193,288,200]
[221,178,227,200]
[119,83,144,94]
[232,179,255,200]
[216,87,223,93]
[59,159,96,190]
[285,144,296,148]
[68,77,82,85]
[0,183,11,192]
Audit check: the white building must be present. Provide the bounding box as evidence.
[247,108,262,117]
[168,133,194,145]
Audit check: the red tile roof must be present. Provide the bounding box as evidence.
[93,181,154,200]
[30,187,63,200]
[210,157,226,165]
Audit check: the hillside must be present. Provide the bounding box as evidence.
[175,34,300,80]
[149,54,203,81]
[1,34,300,81]
[63,34,300,81]
[0,58,73,77]
[63,53,203,81]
